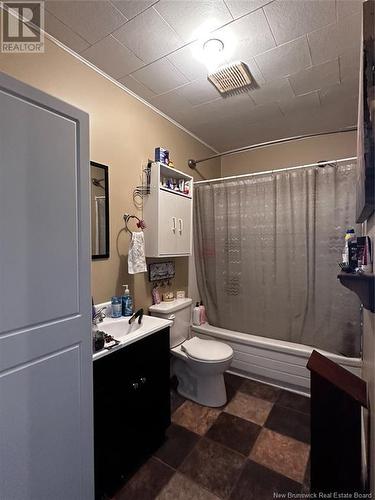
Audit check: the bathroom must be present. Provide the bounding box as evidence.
[0,0,374,498]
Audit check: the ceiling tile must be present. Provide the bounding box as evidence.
[336,0,364,21]
[154,0,232,43]
[339,47,360,82]
[245,102,284,124]
[192,92,255,123]
[251,77,295,105]
[130,58,188,94]
[308,12,361,65]
[214,9,276,57]
[288,59,340,96]
[149,91,192,122]
[45,1,127,44]
[81,35,143,79]
[255,37,311,81]
[112,7,183,62]
[44,11,90,53]
[279,91,320,116]
[225,0,273,19]
[177,78,220,105]
[167,43,208,81]
[118,75,156,100]
[111,0,156,20]
[319,76,359,108]
[264,0,336,45]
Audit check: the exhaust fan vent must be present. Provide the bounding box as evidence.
[207,61,255,96]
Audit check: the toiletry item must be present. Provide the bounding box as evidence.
[184,181,190,195]
[111,296,122,318]
[121,285,133,316]
[152,285,161,305]
[176,290,185,299]
[199,301,207,324]
[358,236,373,272]
[193,302,201,326]
[169,159,174,168]
[155,147,169,165]
[92,297,96,321]
[342,229,356,269]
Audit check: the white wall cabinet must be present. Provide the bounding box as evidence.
[144,163,193,257]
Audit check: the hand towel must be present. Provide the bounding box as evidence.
[128,231,147,274]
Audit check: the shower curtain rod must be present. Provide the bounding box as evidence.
[187,127,357,169]
[193,156,357,185]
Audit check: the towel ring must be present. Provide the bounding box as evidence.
[123,213,146,234]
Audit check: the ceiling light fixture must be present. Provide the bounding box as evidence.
[203,38,224,56]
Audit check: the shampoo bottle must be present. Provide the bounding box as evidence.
[122,285,133,317]
[199,301,207,324]
[193,302,201,326]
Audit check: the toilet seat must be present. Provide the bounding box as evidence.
[181,337,233,363]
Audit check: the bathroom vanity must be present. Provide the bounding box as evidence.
[93,315,172,498]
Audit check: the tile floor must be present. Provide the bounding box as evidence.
[114,374,311,500]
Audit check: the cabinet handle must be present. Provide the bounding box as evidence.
[178,218,183,234]
[172,217,176,233]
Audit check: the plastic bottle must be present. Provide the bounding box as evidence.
[199,301,207,324]
[111,297,122,318]
[193,302,201,326]
[122,285,133,317]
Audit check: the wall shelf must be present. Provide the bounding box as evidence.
[337,272,375,312]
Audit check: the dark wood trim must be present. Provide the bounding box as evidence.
[338,272,375,313]
[307,349,367,408]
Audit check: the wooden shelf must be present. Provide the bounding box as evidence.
[337,272,375,312]
[160,186,192,199]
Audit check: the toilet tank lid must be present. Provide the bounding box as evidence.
[149,298,192,314]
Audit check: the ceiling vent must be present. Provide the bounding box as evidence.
[207,61,256,97]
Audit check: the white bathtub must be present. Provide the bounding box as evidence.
[191,323,362,396]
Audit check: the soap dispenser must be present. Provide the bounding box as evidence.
[122,285,133,317]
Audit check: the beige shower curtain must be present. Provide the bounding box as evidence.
[194,161,361,357]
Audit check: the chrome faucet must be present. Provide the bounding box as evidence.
[92,306,107,325]
[128,308,144,325]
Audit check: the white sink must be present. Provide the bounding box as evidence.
[93,314,172,361]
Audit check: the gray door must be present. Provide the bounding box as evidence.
[0,72,94,499]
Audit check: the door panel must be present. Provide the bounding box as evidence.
[175,196,192,254]
[0,72,93,499]
[159,190,177,255]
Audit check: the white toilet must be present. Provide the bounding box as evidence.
[149,298,233,407]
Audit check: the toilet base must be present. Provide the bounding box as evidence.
[172,357,229,408]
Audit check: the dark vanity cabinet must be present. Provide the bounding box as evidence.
[94,328,171,498]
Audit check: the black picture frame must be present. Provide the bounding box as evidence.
[356,0,374,223]
[91,161,110,260]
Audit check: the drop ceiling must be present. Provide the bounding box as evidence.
[44,0,362,152]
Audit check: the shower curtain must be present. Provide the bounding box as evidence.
[194,161,361,357]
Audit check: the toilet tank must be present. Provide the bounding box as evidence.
[149,298,192,348]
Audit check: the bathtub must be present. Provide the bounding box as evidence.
[191,323,362,396]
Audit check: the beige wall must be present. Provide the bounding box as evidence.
[0,39,220,308]
[362,214,375,493]
[221,131,357,176]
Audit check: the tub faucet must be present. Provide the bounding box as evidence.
[129,308,143,325]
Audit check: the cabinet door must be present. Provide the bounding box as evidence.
[159,190,177,255]
[175,195,192,255]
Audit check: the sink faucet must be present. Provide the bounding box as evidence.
[92,306,107,326]
[129,308,144,325]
